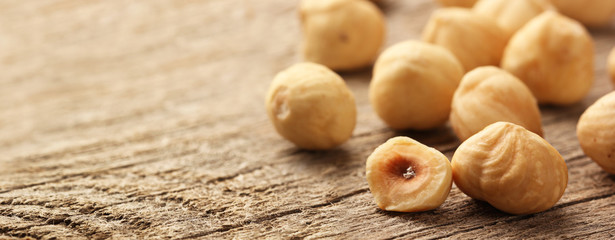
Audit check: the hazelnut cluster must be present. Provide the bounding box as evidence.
[265,0,615,216]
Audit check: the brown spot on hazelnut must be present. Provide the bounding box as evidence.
[339,33,349,43]
[387,156,421,180]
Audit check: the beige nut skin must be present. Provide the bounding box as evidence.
[422,8,507,72]
[577,92,615,174]
[435,0,478,8]
[502,11,594,105]
[473,0,553,39]
[366,137,452,212]
[550,0,615,27]
[369,41,464,130]
[299,0,385,71]
[609,47,615,86]
[452,122,568,215]
[265,62,356,150]
[450,66,543,142]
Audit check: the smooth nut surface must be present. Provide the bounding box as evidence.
[473,0,553,38]
[366,137,452,212]
[369,41,464,130]
[422,8,507,72]
[502,11,594,105]
[265,62,356,150]
[609,47,615,86]
[550,0,615,27]
[435,0,478,8]
[300,0,385,71]
[452,122,568,215]
[577,91,615,174]
[450,66,543,141]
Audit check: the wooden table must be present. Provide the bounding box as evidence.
[2,0,615,239]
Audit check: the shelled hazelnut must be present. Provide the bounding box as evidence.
[435,0,478,8]
[450,66,543,141]
[577,92,615,174]
[299,0,385,71]
[265,62,356,150]
[550,0,615,27]
[422,8,507,72]
[473,0,553,38]
[609,47,615,86]
[502,11,594,105]
[366,137,452,212]
[452,122,568,215]
[369,41,464,130]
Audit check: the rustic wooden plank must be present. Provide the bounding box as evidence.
[1,0,615,239]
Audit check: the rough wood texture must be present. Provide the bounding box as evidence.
[1,0,615,239]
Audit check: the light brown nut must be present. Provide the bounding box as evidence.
[422,8,507,72]
[450,66,543,141]
[366,137,452,212]
[435,0,478,8]
[452,122,568,215]
[550,0,615,27]
[369,41,464,130]
[473,0,553,39]
[501,11,594,105]
[609,47,615,86]
[299,0,385,71]
[577,91,615,174]
[265,62,356,150]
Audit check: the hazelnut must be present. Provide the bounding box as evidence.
[452,122,568,215]
[450,66,543,141]
[265,62,356,150]
[435,0,478,8]
[473,0,553,38]
[422,8,507,72]
[550,0,615,27]
[577,91,615,174]
[366,137,452,212]
[609,47,615,86]
[299,0,385,71]
[501,11,594,105]
[369,41,464,130]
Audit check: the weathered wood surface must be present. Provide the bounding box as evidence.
[1,0,615,239]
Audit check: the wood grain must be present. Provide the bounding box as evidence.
[1,0,615,239]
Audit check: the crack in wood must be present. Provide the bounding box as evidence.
[178,188,370,239]
[0,149,198,194]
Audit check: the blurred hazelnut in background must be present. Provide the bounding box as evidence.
[502,11,594,105]
[473,0,553,39]
[435,0,478,8]
[422,8,507,72]
[549,0,615,27]
[299,0,385,71]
